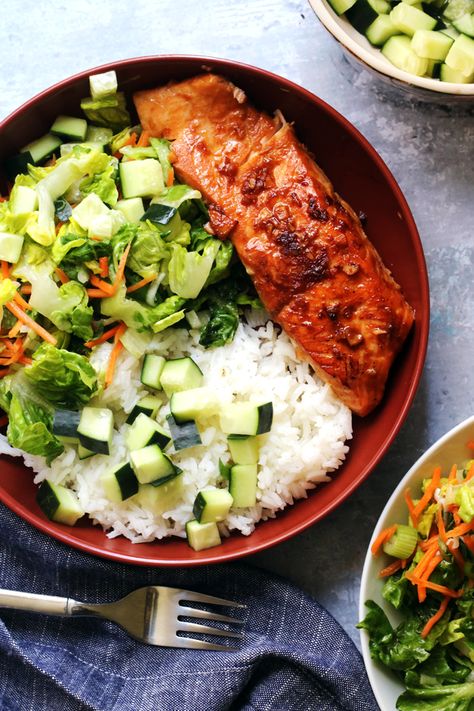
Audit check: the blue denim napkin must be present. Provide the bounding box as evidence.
[0,504,377,711]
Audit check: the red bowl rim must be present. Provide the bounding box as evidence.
[0,55,429,565]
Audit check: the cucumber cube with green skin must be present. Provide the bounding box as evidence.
[100,462,138,503]
[390,3,437,35]
[445,33,474,76]
[52,409,81,439]
[86,125,114,143]
[126,395,163,424]
[0,233,24,263]
[229,464,258,507]
[140,354,166,390]
[169,387,218,423]
[50,115,88,142]
[36,480,84,526]
[10,185,38,214]
[78,444,95,460]
[126,413,171,451]
[77,407,114,455]
[185,520,221,551]
[116,197,145,223]
[133,475,183,514]
[119,159,164,199]
[227,435,260,465]
[193,488,234,523]
[411,29,454,59]
[452,13,474,38]
[166,414,202,450]
[220,402,273,436]
[130,444,177,484]
[327,0,357,14]
[159,357,203,397]
[440,61,474,80]
[365,14,399,45]
[21,133,62,164]
[89,71,118,100]
[382,35,429,74]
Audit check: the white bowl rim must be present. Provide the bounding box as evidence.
[359,414,474,708]
[309,0,474,96]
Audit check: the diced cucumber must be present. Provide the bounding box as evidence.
[452,12,474,36]
[193,487,233,524]
[220,402,273,436]
[443,0,474,22]
[126,412,171,451]
[0,233,24,263]
[126,395,163,424]
[159,357,203,397]
[169,387,217,423]
[151,310,186,333]
[411,29,454,57]
[77,407,114,455]
[347,0,390,33]
[229,464,258,508]
[119,159,164,199]
[129,444,177,485]
[440,60,474,78]
[50,115,88,142]
[36,480,84,526]
[441,25,461,39]
[72,193,110,232]
[140,354,166,390]
[21,133,62,164]
[382,34,430,73]
[52,409,81,439]
[89,70,118,100]
[133,474,183,514]
[390,2,437,35]
[57,434,80,446]
[100,462,138,503]
[445,32,474,75]
[227,435,260,465]
[116,197,145,223]
[186,520,221,551]
[10,185,38,214]
[327,0,357,14]
[424,58,442,75]
[86,125,114,143]
[77,444,95,460]
[365,14,400,44]
[166,414,202,450]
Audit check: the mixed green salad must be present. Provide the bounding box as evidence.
[359,451,474,710]
[330,0,474,82]
[0,70,260,466]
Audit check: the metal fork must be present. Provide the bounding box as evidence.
[0,585,246,651]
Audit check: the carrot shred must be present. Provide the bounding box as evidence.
[113,243,131,291]
[405,573,463,598]
[126,274,157,293]
[446,521,474,539]
[467,440,474,452]
[421,596,450,639]
[0,368,11,378]
[167,167,174,187]
[104,323,127,387]
[436,507,447,542]
[412,466,442,522]
[89,235,103,241]
[418,553,443,603]
[462,535,474,555]
[448,464,458,483]
[55,267,69,284]
[404,488,418,526]
[0,414,8,427]
[18,355,32,366]
[13,292,32,311]
[371,524,398,556]
[137,130,150,147]
[465,461,474,482]
[1,261,10,279]
[419,534,440,551]
[121,132,138,149]
[99,256,109,279]
[90,274,115,296]
[84,323,121,349]
[86,289,110,298]
[378,559,404,578]
[5,302,57,345]
[20,284,32,295]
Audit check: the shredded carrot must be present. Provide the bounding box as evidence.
[55,267,70,284]
[1,261,10,279]
[465,461,474,482]
[18,355,32,366]
[86,288,110,299]
[462,535,474,555]
[89,274,115,296]
[89,235,103,242]
[419,534,440,551]
[126,274,157,294]
[446,521,474,539]
[55,221,64,235]
[467,440,474,452]
[405,573,463,598]
[436,507,447,542]
[448,464,458,483]
[137,130,150,147]
[13,292,32,311]
[0,197,8,202]
[0,415,8,427]
[84,323,121,349]
[412,466,442,522]
[421,596,450,639]
[371,524,398,556]
[404,488,418,526]
[378,559,404,578]
[418,553,443,602]
[167,167,174,187]
[104,323,127,387]
[112,243,131,293]
[20,284,32,295]
[99,256,109,279]
[5,302,57,346]
[121,132,138,149]
[413,544,440,580]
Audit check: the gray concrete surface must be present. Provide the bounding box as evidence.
[1,0,473,647]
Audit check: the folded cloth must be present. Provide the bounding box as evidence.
[0,505,377,711]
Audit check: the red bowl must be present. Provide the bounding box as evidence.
[0,56,429,566]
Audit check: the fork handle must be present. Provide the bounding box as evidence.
[0,588,74,616]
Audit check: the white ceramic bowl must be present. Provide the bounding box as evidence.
[359,415,474,710]
[308,0,474,102]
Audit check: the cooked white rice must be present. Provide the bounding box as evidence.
[0,311,352,543]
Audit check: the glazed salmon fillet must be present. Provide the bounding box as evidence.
[134,74,414,416]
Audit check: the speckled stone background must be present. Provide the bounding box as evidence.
[0,0,473,647]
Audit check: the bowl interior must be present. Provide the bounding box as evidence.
[0,56,429,565]
[308,0,474,98]
[359,415,474,709]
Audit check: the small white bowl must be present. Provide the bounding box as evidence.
[359,415,474,710]
[308,0,474,101]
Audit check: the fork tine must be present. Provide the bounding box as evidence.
[179,590,246,609]
[178,605,244,624]
[178,621,243,638]
[175,637,238,651]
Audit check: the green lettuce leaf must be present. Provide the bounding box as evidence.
[101,283,185,331]
[79,161,118,207]
[455,485,474,523]
[7,388,63,463]
[80,92,130,130]
[149,137,172,186]
[397,680,474,711]
[126,223,168,278]
[168,240,219,299]
[24,344,97,409]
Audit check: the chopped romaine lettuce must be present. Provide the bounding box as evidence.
[80,92,130,131]
[7,387,63,463]
[79,161,118,207]
[168,240,219,299]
